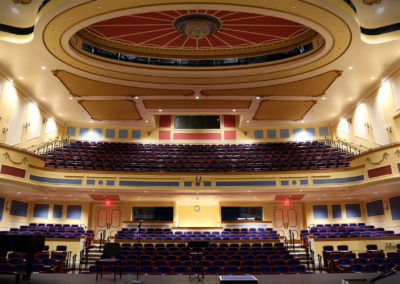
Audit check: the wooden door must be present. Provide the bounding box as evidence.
[92,205,123,240]
[272,204,303,240]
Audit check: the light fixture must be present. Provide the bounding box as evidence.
[348,66,353,70]
[134,96,139,100]
[322,97,326,100]
[256,97,261,100]
[332,113,336,116]
[145,120,149,123]
[69,97,73,100]
[158,109,162,112]
[41,97,46,100]
[19,76,23,80]
[90,120,94,123]
[349,97,353,101]
[41,66,46,70]
[195,96,200,100]
[246,120,250,123]
[232,109,236,112]
[370,76,375,80]
[17,192,21,195]
[58,113,63,116]
[301,120,304,123]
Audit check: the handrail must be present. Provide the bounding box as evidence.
[318,254,323,271]
[310,249,316,272]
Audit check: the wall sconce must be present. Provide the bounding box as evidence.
[243,131,248,136]
[24,122,30,128]
[364,122,370,128]
[386,126,392,133]
[147,131,152,136]
[2,127,8,134]
[347,119,352,124]
[42,118,48,124]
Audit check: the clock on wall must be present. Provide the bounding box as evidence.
[194,205,200,212]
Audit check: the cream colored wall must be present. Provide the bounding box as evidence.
[0,74,64,151]
[304,195,400,233]
[332,68,400,149]
[176,200,219,227]
[0,198,91,231]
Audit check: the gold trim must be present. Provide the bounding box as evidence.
[43,0,352,85]
[365,152,389,165]
[3,152,29,165]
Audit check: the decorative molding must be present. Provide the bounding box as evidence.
[362,0,382,5]
[3,152,28,165]
[13,0,32,4]
[395,150,400,158]
[365,152,389,165]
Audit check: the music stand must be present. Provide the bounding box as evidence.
[188,241,209,280]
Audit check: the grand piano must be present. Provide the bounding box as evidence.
[0,234,45,280]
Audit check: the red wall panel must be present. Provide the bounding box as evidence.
[224,130,236,140]
[159,115,171,128]
[173,133,221,140]
[367,165,392,179]
[224,115,236,127]
[1,165,26,178]
[159,130,171,140]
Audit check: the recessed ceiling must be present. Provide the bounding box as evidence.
[254,100,316,121]
[79,100,141,121]
[81,10,316,58]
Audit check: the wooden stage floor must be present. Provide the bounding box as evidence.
[0,273,399,284]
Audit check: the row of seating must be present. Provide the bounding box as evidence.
[88,263,307,275]
[44,141,351,172]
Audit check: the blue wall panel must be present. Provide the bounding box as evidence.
[332,204,342,218]
[319,126,329,136]
[0,198,4,220]
[66,205,82,220]
[345,204,362,218]
[92,128,102,138]
[366,200,384,217]
[66,126,76,136]
[119,129,128,138]
[79,127,90,137]
[132,130,141,139]
[305,128,316,137]
[10,200,28,217]
[267,129,276,139]
[313,205,329,219]
[53,205,63,219]
[33,204,49,218]
[254,130,264,139]
[280,129,290,138]
[389,196,400,220]
[105,129,115,138]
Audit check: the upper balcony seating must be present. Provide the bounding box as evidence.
[45,141,351,172]
[6,224,93,241]
[115,228,279,241]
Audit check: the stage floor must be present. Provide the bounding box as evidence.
[0,273,399,284]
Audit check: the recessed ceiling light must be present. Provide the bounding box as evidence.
[134,96,139,100]
[256,97,261,100]
[232,109,236,112]
[158,109,162,112]
[301,120,304,123]
[69,16,72,19]
[58,113,63,116]
[370,76,375,80]
[246,120,250,123]
[17,192,21,195]
[349,97,353,101]
[292,5,296,8]
[376,7,384,14]
[90,120,94,123]
[97,5,101,8]
[195,96,200,100]
[374,191,378,194]
[19,76,23,80]
[69,97,73,100]
[332,113,336,116]
[322,97,326,100]
[247,190,251,193]
[41,66,46,70]
[299,189,303,192]
[145,120,149,123]
[348,66,353,70]
[41,97,46,100]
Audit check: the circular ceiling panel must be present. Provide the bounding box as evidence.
[79,10,317,58]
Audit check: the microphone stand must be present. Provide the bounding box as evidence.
[132,220,143,284]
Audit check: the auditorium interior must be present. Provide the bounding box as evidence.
[1,0,400,283]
